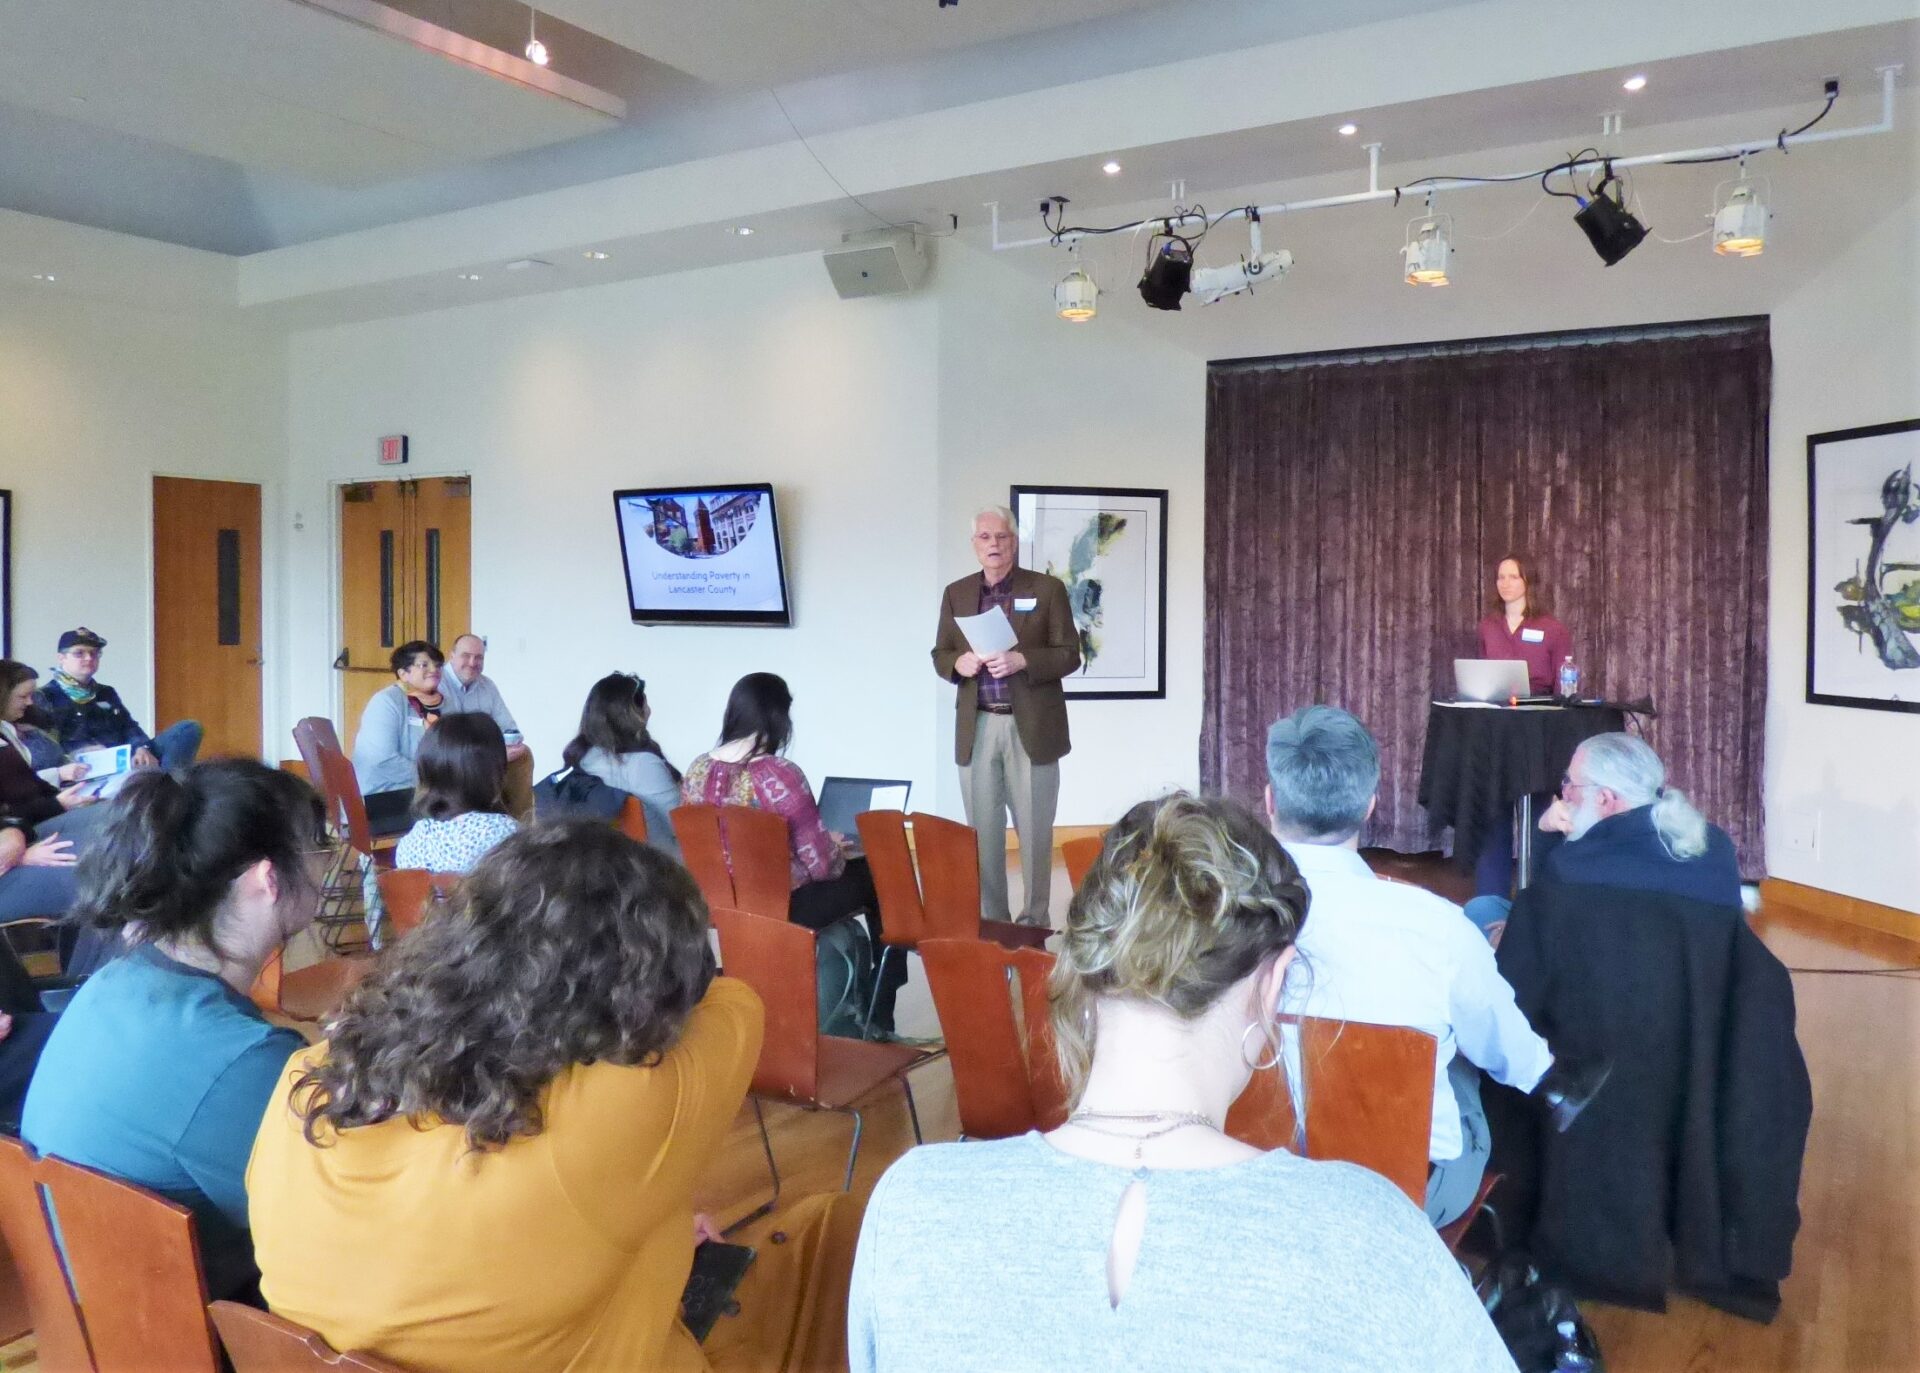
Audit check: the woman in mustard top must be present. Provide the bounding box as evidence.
[247,819,859,1372]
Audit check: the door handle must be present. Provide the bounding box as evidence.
[334,648,350,670]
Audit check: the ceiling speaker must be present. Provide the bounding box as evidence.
[823,229,929,298]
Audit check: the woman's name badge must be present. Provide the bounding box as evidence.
[1520,627,1546,643]
[1014,597,1038,613]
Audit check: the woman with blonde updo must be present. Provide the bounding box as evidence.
[849,792,1515,1373]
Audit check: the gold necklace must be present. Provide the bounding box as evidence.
[1066,1109,1219,1168]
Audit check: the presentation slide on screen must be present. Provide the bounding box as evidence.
[617,490,788,617]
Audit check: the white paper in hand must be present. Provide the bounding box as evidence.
[955,606,1017,657]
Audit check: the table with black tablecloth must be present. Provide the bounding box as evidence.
[1417,702,1627,882]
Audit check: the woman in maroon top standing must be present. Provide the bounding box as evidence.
[682,673,906,1035]
[1475,556,1572,696]
[1471,556,1575,899]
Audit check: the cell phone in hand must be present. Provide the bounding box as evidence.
[680,1240,755,1343]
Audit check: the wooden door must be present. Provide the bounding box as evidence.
[337,478,471,747]
[152,477,262,759]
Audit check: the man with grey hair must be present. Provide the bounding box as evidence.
[441,633,533,817]
[932,506,1080,926]
[1265,704,1583,1227]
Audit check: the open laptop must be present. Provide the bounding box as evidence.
[1453,659,1532,704]
[816,776,912,849]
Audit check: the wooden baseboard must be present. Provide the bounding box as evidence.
[1760,877,1920,945]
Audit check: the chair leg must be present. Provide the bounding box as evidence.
[723,1097,782,1236]
[837,1106,865,1192]
[862,945,894,1037]
[901,1077,923,1146]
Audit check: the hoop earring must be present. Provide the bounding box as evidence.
[1240,1019,1282,1072]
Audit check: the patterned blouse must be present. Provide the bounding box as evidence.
[680,753,844,890]
[395,811,519,874]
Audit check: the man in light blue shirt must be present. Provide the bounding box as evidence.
[442,634,533,816]
[1264,704,1554,1227]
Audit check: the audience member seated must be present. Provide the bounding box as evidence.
[0,822,77,923]
[441,634,534,816]
[20,761,319,1300]
[0,826,69,1128]
[683,672,906,1036]
[34,626,202,771]
[1,660,105,843]
[1265,705,1584,1228]
[563,671,682,856]
[249,820,862,1373]
[850,793,1514,1372]
[351,640,445,837]
[1489,733,1809,1321]
[395,713,518,873]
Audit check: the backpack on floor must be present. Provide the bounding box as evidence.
[815,917,874,1040]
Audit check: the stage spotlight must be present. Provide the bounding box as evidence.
[525,5,549,65]
[1403,212,1453,286]
[1138,239,1194,310]
[1572,171,1646,266]
[1712,176,1768,257]
[1055,267,1098,321]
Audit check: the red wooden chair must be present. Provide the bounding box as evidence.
[209,1302,409,1372]
[906,813,1050,950]
[250,947,371,1024]
[615,795,650,845]
[710,906,933,1226]
[918,939,1062,1139]
[374,869,461,940]
[36,1155,222,1373]
[0,1138,92,1373]
[670,804,791,920]
[310,745,398,953]
[1060,835,1105,892]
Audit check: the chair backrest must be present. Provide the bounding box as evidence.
[854,810,929,949]
[1060,835,1104,892]
[907,813,983,940]
[37,1156,220,1373]
[919,939,1038,1139]
[709,906,818,1102]
[717,807,791,920]
[291,718,343,789]
[1222,1016,1435,1206]
[249,949,287,1016]
[1012,947,1067,1129]
[0,1138,93,1373]
[615,794,650,843]
[375,869,460,938]
[313,747,377,859]
[209,1301,409,1373]
[670,805,735,911]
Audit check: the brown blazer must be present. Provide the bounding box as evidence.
[931,567,1080,766]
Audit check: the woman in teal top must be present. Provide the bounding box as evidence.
[22,760,323,1300]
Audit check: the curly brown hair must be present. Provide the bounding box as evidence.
[291,819,715,1150]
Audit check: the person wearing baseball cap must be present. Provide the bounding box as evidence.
[35,628,202,773]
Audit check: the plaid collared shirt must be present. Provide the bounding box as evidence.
[976,573,1017,711]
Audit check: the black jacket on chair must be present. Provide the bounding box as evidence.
[1490,808,1811,1322]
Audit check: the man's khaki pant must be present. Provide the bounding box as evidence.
[958,711,1059,925]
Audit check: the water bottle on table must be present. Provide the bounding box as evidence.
[1557,656,1581,701]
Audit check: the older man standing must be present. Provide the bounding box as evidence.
[931,506,1080,926]
[440,634,534,818]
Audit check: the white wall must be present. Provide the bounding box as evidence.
[0,286,284,738]
[281,255,944,803]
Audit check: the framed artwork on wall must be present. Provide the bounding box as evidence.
[1806,418,1920,714]
[1010,484,1167,700]
[0,489,10,659]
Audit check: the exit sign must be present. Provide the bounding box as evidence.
[378,434,409,466]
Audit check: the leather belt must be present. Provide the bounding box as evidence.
[978,704,1014,715]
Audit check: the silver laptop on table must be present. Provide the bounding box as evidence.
[1453,659,1532,704]
[816,776,912,851]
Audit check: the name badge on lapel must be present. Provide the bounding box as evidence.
[1014,597,1038,613]
[1520,627,1546,644]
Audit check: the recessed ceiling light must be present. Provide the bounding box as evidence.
[582,249,610,260]
[1102,160,1122,175]
[1338,123,1358,136]
[31,273,56,283]
[1623,74,1647,92]
[732,226,755,236]
[457,272,482,281]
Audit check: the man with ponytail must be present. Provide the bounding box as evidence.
[1492,733,1811,1321]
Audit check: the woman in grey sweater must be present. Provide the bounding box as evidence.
[849,793,1516,1373]
[561,673,681,857]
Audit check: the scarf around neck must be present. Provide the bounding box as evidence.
[51,670,97,706]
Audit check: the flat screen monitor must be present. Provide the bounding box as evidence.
[612,484,792,627]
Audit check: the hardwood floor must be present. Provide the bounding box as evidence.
[704,864,1920,1373]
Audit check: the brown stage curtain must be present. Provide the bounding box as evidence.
[1201,318,1770,874]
